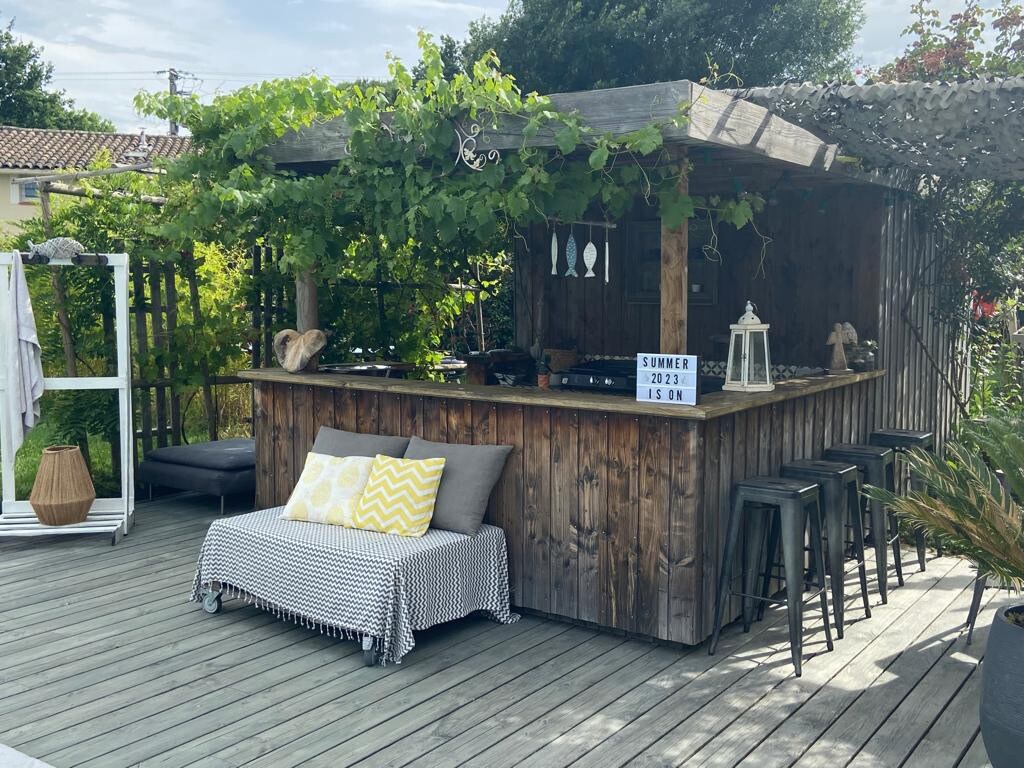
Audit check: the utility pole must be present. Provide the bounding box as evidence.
[167,68,179,135]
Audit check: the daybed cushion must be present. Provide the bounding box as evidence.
[312,427,409,459]
[352,455,445,537]
[191,508,518,664]
[137,460,255,497]
[144,438,255,471]
[280,453,375,526]
[404,436,513,535]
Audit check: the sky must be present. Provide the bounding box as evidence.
[7,0,975,133]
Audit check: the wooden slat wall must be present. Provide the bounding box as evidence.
[255,381,703,643]
[254,375,876,645]
[873,195,966,454]
[514,187,882,367]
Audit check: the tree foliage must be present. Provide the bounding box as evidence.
[878,0,1024,81]
[136,34,762,365]
[460,0,865,93]
[878,1,1024,379]
[11,157,252,487]
[0,17,114,131]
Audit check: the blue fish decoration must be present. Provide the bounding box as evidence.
[564,233,579,277]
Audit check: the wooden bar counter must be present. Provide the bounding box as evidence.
[241,367,884,645]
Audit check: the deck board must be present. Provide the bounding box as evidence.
[0,494,1001,768]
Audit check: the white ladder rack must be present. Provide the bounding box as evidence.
[0,251,134,543]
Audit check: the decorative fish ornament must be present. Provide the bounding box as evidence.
[27,237,85,260]
[582,227,598,278]
[565,232,578,277]
[604,235,610,284]
[550,230,558,275]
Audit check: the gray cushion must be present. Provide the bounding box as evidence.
[312,427,409,458]
[144,438,255,471]
[404,436,513,535]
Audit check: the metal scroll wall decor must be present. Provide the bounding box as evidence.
[454,122,500,171]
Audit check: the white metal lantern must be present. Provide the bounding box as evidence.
[723,300,774,392]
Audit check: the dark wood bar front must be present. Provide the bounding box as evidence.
[242,368,884,645]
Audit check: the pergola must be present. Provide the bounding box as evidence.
[266,79,897,357]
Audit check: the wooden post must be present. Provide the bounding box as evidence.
[251,245,262,368]
[660,160,689,354]
[131,265,153,458]
[182,247,218,441]
[164,262,182,444]
[263,245,274,368]
[148,262,168,448]
[295,268,320,371]
[295,269,319,332]
[40,185,90,465]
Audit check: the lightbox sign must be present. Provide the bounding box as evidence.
[636,354,699,405]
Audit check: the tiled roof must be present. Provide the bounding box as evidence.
[0,125,192,170]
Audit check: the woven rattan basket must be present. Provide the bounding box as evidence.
[29,445,96,526]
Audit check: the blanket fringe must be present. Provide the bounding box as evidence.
[193,579,392,663]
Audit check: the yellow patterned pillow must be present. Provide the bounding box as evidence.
[352,454,446,537]
[281,453,375,526]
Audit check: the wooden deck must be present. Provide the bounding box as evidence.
[0,494,1001,768]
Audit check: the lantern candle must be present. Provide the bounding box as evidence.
[723,300,775,392]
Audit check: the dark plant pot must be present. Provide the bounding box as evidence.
[981,605,1024,768]
[850,356,876,372]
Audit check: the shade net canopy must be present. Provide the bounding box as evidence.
[733,78,1024,181]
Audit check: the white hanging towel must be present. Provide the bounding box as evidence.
[6,254,44,455]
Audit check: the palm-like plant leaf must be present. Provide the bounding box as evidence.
[863,415,1024,590]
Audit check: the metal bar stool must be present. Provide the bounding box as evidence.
[824,444,903,604]
[709,476,834,677]
[869,428,937,570]
[779,459,873,638]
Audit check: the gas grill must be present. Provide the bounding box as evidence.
[551,359,637,394]
[551,358,725,396]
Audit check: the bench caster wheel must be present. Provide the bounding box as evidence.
[202,590,222,614]
[362,636,376,666]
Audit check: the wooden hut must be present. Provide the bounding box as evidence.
[240,79,998,646]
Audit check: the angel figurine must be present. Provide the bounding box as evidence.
[826,322,856,374]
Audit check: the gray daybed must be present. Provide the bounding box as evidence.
[138,438,255,513]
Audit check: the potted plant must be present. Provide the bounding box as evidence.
[847,339,878,372]
[536,355,552,389]
[864,415,1024,768]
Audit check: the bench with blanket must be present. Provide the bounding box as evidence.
[192,508,517,664]
[138,438,255,514]
[191,427,517,665]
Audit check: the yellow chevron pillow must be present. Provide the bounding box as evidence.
[281,453,375,526]
[352,454,446,537]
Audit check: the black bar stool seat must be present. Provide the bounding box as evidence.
[824,444,903,604]
[869,429,935,451]
[780,459,873,638]
[870,429,938,569]
[709,476,834,676]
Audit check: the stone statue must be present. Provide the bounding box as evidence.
[827,323,853,374]
[274,329,327,373]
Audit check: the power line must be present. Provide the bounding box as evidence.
[52,69,389,81]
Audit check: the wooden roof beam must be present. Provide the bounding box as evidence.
[267,81,840,177]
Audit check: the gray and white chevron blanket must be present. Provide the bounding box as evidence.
[191,508,518,664]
